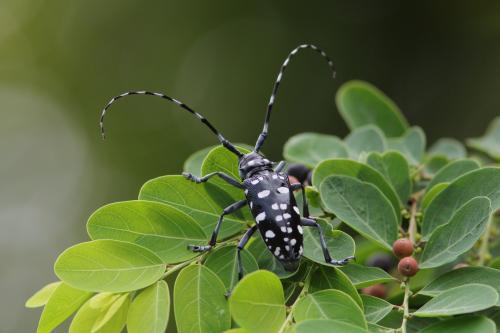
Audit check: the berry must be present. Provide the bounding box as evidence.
[288,175,300,185]
[286,163,310,184]
[366,253,394,272]
[398,257,419,277]
[392,239,414,258]
[361,284,387,298]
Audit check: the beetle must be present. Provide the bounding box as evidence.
[100,44,354,279]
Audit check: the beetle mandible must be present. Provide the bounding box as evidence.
[100,44,354,278]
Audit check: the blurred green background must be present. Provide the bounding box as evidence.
[1,1,500,331]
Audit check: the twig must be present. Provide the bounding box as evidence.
[400,278,412,333]
[408,198,418,244]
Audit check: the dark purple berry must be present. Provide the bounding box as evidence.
[366,253,394,272]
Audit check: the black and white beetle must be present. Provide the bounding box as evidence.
[100,44,354,278]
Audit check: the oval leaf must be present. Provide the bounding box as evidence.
[295,319,368,333]
[229,270,286,333]
[313,158,401,220]
[426,159,480,191]
[174,265,230,333]
[336,80,408,137]
[366,151,412,204]
[139,175,247,239]
[420,197,491,268]
[419,266,500,306]
[467,116,500,160]
[284,133,348,168]
[26,282,61,308]
[204,245,259,290]
[413,284,498,317]
[421,182,448,213]
[422,167,500,239]
[37,283,93,333]
[87,200,207,263]
[419,315,496,333]
[361,295,393,323]
[69,292,130,333]
[127,281,169,333]
[293,289,367,329]
[319,175,399,250]
[304,221,355,266]
[345,125,387,159]
[55,240,165,293]
[340,264,395,289]
[309,265,363,308]
[387,126,426,165]
[428,138,466,160]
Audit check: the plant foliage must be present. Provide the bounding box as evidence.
[28,80,499,332]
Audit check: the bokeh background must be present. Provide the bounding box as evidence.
[1,1,500,331]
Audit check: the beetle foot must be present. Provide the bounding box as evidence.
[182,172,202,183]
[329,256,355,266]
[187,244,212,252]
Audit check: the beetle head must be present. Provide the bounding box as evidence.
[238,152,273,179]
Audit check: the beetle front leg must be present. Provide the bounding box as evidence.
[188,199,247,252]
[183,171,244,188]
[300,217,355,266]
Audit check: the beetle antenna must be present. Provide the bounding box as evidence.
[254,44,336,152]
[100,91,243,157]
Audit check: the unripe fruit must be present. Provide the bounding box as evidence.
[286,163,310,184]
[392,238,414,258]
[361,284,387,298]
[398,257,419,277]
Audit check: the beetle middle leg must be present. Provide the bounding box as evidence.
[183,171,243,188]
[188,199,247,252]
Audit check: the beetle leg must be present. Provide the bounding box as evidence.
[182,171,243,188]
[274,160,286,173]
[301,217,355,266]
[188,199,247,252]
[237,225,258,280]
[291,183,310,217]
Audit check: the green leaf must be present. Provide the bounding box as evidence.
[420,197,491,268]
[139,175,247,239]
[204,245,259,290]
[309,265,363,308]
[37,283,93,333]
[293,289,367,329]
[367,322,393,333]
[419,315,496,333]
[127,281,169,333]
[295,319,368,333]
[366,151,412,204]
[55,240,165,293]
[69,292,130,333]
[413,284,499,317]
[387,126,426,165]
[201,145,251,198]
[174,265,230,333]
[283,132,348,168]
[419,266,500,306]
[467,116,500,160]
[340,264,395,288]
[428,138,466,160]
[345,125,387,159]
[184,144,253,177]
[303,220,356,266]
[246,235,298,279]
[422,167,500,239]
[319,175,399,250]
[229,270,286,333]
[424,155,450,176]
[25,282,61,308]
[426,159,480,191]
[87,200,207,264]
[361,295,393,323]
[421,182,448,213]
[336,80,408,137]
[313,159,401,221]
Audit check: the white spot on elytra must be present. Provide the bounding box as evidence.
[287,227,293,233]
[279,175,285,180]
[283,213,292,219]
[299,246,303,255]
[285,245,290,251]
[258,190,270,198]
[298,225,303,234]
[293,206,300,214]
[290,239,297,246]
[268,246,272,249]
[265,230,275,238]
[279,255,285,259]
[272,174,278,179]
[276,216,283,222]
[251,179,259,185]
[256,212,266,222]
[250,202,253,209]
[280,204,287,210]
[272,203,279,210]
[277,187,289,194]
[284,238,289,242]
[274,247,280,256]
[280,226,287,233]
[258,176,263,181]
[244,189,248,195]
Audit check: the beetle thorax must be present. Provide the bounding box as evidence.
[238,152,273,179]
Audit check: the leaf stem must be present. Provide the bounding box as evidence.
[408,198,418,244]
[278,265,315,333]
[400,278,411,333]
